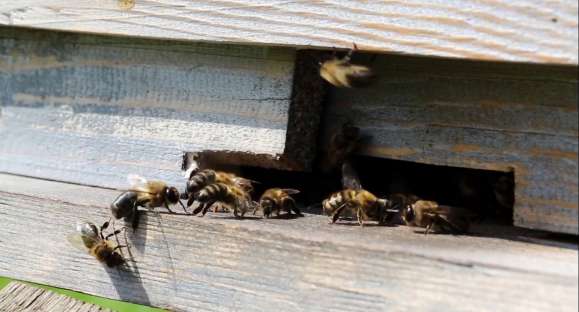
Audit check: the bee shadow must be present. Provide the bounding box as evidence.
[210,214,263,221]
[334,222,385,227]
[412,229,463,236]
[103,242,151,306]
[263,213,303,220]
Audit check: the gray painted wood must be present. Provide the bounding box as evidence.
[0,173,577,312]
[0,282,112,312]
[322,54,578,234]
[0,27,296,189]
[0,0,577,64]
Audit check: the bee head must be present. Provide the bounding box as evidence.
[402,204,415,223]
[105,250,125,268]
[165,187,180,204]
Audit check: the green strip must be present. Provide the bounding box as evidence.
[0,276,165,312]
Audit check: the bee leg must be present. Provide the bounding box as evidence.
[425,222,434,235]
[126,201,140,232]
[201,200,216,216]
[192,202,205,215]
[343,42,358,62]
[284,198,303,217]
[113,245,129,252]
[178,199,188,214]
[187,195,195,208]
[330,204,347,224]
[164,201,176,214]
[105,226,127,241]
[356,206,367,227]
[100,218,112,239]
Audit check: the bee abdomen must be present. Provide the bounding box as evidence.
[110,191,138,219]
[346,68,375,88]
[197,183,229,202]
[187,169,216,192]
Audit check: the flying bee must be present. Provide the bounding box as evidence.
[255,188,302,218]
[192,183,256,218]
[185,169,255,208]
[402,200,476,235]
[118,0,135,10]
[321,122,361,174]
[68,220,127,267]
[111,175,186,230]
[319,43,375,88]
[323,189,394,226]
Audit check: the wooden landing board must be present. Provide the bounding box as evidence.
[323,54,578,235]
[0,1,577,64]
[0,27,302,189]
[0,173,577,312]
[0,282,111,311]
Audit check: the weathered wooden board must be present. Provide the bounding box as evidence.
[0,282,111,312]
[322,54,578,234]
[0,0,577,64]
[0,173,577,312]
[0,27,302,189]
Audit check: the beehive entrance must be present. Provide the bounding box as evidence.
[189,152,515,225]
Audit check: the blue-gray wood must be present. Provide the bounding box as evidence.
[323,54,578,234]
[0,27,296,189]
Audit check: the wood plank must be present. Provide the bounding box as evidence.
[0,0,577,64]
[0,27,299,189]
[0,173,577,312]
[0,282,111,312]
[322,54,578,234]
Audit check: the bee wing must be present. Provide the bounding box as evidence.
[183,163,199,179]
[280,189,300,195]
[127,174,163,195]
[424,205,473,233]
[346,65,375,88]
[232,177,258,191]
[66,234,96,253]
[127,174,148,188]
[341,161,362,190]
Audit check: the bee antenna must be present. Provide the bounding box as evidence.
[178,199,188,214]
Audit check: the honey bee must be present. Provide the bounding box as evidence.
[192,183,256,218]
[184,169,255,208]
[68,220,127,267]
[256,188,302,218]
[402,200,475,235]
[323,189,393,226]
[319,43,375,88]
[110,175,186,229]
[321,122,361,174]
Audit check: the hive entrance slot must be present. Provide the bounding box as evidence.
[185,152,515,225]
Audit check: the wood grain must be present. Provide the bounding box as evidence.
[0,173,577,312]
[322,54,578,234]
[0,282,111,312]
[0,27,297,189]
[0,0,577,64]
